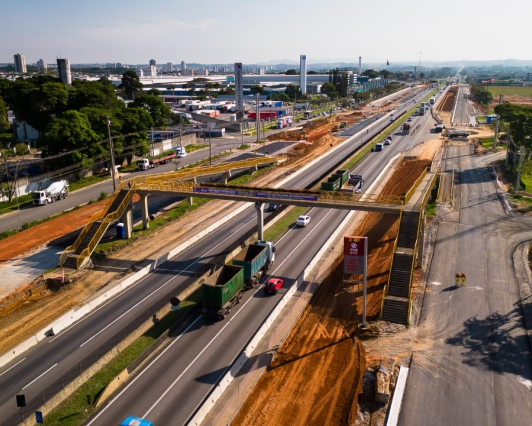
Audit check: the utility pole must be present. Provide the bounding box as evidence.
[208,125,212,166]
[106,115,116,191]
[255,93,260,144]
[516,147,525,191]
[493,115,499,150]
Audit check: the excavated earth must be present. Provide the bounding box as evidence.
[231,157,432,426]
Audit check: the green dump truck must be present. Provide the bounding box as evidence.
[232,241,276,289]
[202,265,245,320]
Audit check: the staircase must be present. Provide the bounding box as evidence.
[61,189,132,269]
[381,211,421,325]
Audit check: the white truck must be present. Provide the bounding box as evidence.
[429,96,436,105]
[32,180,69,206]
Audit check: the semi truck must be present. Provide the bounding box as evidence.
[137,152,176,170]
[276,116,293,129]
[429,97,436,105]
[348,174,364,193]
[402,123,411,134]
[32,180,69,206]
[202,264,245,320]
[232,241,276,288]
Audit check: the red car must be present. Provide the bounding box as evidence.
[264,278,283,294]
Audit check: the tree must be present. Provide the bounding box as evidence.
[116,108,153,156]
[380,69,391,79]
[419,72,425,79]
[494,103,532,147]
[0,95,8,131]
[272,93,290,102]
[219,86,235,95]
[250,85,265,95]
[43,110,103,167]
[0,154,22,203]
[284,84,301,101]
[129,94,171,127]
[147,89,161,96]
[285,69,299,75]
[471,84,493,106]
[321,82,338,99]
[308,71,318,75]
[68,80,120,111]
[119,70,143,100]
[362,69,379,79]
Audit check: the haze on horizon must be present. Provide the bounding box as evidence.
[1,0,531,65]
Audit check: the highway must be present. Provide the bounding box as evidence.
[399,143,532,425]
[0,87,434,425]
[85,89,438,425]
[452,83,475,126]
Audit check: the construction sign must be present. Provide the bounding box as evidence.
[343,236,368,275]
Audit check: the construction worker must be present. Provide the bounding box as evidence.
[461,271,467,286]
[455,272,461,286]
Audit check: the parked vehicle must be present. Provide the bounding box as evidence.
[348,174,364,193]
[303,110,313,120]
[137,152,176,170]
[202,265,245,320]
[264,278,284,294]
[232,241,276,289]
[296,215,311,227]
[32,180,69,206]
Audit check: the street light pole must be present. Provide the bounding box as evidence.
[106,115,116,191]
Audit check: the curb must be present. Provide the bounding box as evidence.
[512,242,532,352]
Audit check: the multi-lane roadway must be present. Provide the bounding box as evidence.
[0,86,436,425]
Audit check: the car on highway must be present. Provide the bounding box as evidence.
[384,137,392,145]
[296,215,311,227]
[264,278,284,294]
[407,117,413,122]
[267,203,279,212]
[121,416,153,426]
[374,142,384,152]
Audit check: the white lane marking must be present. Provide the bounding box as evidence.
[431,281,442,286]
[141,210,335,419]
[79,217,256,348]
[22,363,57,390]
[0,358,26,377]
[85,315,202,426]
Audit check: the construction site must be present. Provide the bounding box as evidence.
[231,142,439,426]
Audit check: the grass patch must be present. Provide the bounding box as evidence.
[264,206,307,242]
[227,165,274,186]
[95,197,211,255]
[237,144,250,150]
[44,296,200,426]
[69,174,110,192]
[479,137,494,148]
[184,144,208,153]
[487,86,532,97]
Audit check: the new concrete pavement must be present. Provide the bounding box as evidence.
[399,145,532,426]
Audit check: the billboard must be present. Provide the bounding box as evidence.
[343,236,367,275]
[193,187,318,202]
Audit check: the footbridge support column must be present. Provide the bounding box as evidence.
[417,212,426,268]
[124,203,133,239]
[140,193,150,230]
[255,201,264,240]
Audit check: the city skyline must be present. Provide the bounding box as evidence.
[1,0,531,64]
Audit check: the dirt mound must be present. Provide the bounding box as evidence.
[232,157,431,426]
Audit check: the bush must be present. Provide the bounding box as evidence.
[98,191,108,201]
[13,142,29,155]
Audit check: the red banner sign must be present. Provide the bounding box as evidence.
[344,236,367,275]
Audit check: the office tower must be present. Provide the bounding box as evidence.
[57,58,72,85]
[14,53,26,73]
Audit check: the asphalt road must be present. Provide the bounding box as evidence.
[0,87,436,425]
[85,90,439,425]
[399,146,532,425]
[452,84,474,126]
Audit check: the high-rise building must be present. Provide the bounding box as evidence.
[14,53,27,73]
[56,58,72,85]
[163,62,173,72]
[147,65,157,77]
[196,68,209,76]
[212,66,219,73]
[259,67,265,75]
[149,59,156,66]
[37,59,47,73]
[299,54,307,95]
[234,62,243,111]
[116,63,123,68]
[181,61,186,71]
[222,66,229,73]
[135,68,144,77]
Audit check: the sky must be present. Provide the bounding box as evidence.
[1,0,531,66]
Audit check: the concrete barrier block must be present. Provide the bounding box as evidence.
[0,336,39,369]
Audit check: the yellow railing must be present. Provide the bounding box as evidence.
[404,167,429,204]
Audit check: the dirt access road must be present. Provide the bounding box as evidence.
[232,156,432,426]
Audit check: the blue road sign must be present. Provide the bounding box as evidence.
[35,411,43,424]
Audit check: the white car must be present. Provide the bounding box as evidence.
[296,215,311,227]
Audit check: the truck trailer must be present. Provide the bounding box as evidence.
[32,180,69,206]
[202,265,245,320]
[402,123,411,134]
[348,174,364,193]
[232,241,276,288]
[137,152,176,170]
